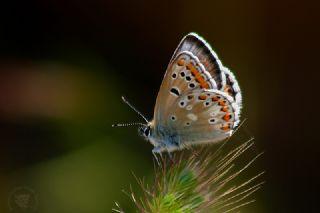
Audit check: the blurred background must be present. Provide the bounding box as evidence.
[0,0,319,212]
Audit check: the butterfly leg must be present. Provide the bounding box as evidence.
[166,150,173,161]
[152,146,162,166]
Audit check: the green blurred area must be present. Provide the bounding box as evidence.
[0,0,319,212]
[0,53,153,212]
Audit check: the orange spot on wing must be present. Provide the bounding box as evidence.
[218,101,226,106]
[223,114,231,121]
[186,63,210,89]
[221,123,231,131]
[200,81,209,89]
[198,95,207,100]
[212,96,220,101]
[221,106,229,112]
[177,59,185,66]
[221,125,230,131]
[186,63,193,70]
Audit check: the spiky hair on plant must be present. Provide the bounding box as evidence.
[113,139,264,213]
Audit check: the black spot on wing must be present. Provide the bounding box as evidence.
[170,87,180,96]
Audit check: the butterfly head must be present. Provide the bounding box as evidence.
[138,124,151,139]
[113,96,156,143]
[137,121,160,147]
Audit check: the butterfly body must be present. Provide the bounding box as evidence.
[128,33,242,153]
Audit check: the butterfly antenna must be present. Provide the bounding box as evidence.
[121,96,149,123]
[112,122,146,127]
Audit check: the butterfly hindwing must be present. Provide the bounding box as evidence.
[221,68,242,108]
[167,89,239,148]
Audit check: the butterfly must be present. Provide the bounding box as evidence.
[113,33,242,155]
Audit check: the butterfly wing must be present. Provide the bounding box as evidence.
[170,33,226,89]
[171,33,242,108]
[151,33,241,150]
[153,51,217,125]
[166,89,240,147]
[221,68,242,108]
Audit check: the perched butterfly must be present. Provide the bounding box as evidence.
[113,33,242,155]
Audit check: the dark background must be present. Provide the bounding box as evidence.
[0,0,319,212]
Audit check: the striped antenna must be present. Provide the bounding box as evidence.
[112,122,146,127]
[121,96,149,123]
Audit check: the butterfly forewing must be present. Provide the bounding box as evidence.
[170,33,226,90]
[153,51,218,125]
[170,33,242,108]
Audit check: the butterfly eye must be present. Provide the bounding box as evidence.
[138,126,151,137]
[144,126,151,136]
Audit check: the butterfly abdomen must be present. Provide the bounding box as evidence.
[151,124,183,151]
